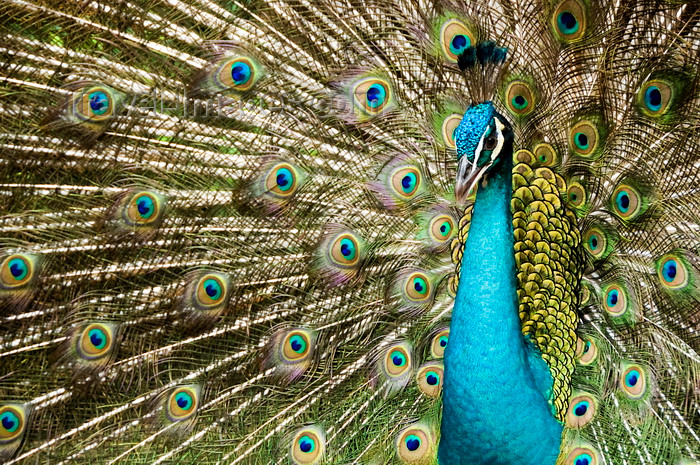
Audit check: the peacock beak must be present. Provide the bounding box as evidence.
[455,155,492,204]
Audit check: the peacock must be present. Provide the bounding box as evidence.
[0,0,698,463]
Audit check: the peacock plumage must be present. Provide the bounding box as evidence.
[0,0,699,463]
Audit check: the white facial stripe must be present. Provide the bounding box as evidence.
[491,117,505,161]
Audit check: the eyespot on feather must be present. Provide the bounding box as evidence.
[281,330,313,363]
[576,337,597,365]
[193,273,230,311]
[76,322,117,361]
[0,254,38,290]
[429,214,456,245]
[396,424,433,463]
[391,167,422,199]
[290,426,325,465]
[566,182,587,209]
[611,183,644,221]
[533,143,559,168]
[315,227,365,285]
[72,85,119,123]
[216,56,259,91]
[385,346,411,377]
[602,284,628,317]
[122,191,164,227]
[569,121,599,157]
[404,272,432,302]
[656,253,690,290]
[619,364,647,399]
[166,385,199,422]
[505,80,536,116]
[552,0,587,41]
[416,362,443,397]
[0,404,27,443]
[439,19,476,62]
[638,80,673,116]
[353,77,392,116]
[564,447,599,465]
[582,227,608,260]
[441,114,462,149]
[430,329,449,358]
[566,393,596,428]
[264,163,301,199]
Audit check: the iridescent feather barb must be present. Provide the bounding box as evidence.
[0,0,699,464]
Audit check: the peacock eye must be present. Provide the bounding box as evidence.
[505,80,536,116]
[416,362,444,398]
[0,254,37,289]
[124,191,164,226]
[194,273,229,310]
[441,114,462,149]
[619,365,647,399]
[166,386,199,422]
[552,0,587,41]
[290,427,325,465]
[566,394,596,428]
[353,77,392,116]
[215,56,260,91]
[73,86,118,122]
[439,19,476,62]
[396,425,432,461]
[281,330,313,362]
[430,329,449,358]
[0,404,28,445]
[77,323,117,361]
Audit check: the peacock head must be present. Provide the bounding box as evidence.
[454,101,513,202]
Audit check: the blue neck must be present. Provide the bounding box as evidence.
[438,159,563,465]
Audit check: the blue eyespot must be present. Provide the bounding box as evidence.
[366,83,386,109]
[615,190,630,213]
[339,238,356,261]
[135,195,155,219]
[231,61,252,85]
[511,95,528,110]
[8,258,28,281]
[1,411,19,433]
[275,167,294,192]
[439,222,451,236]
[298,435,315,453]
[401,172,417,194]
[574,132,589,150]
[405,434,421,452]
[606,289,618,306]
[391,350,406,367]
[661,259,677,282]
[557,11,579,34]
[625,369,640,387]
[644,86,662,111]
[88,328,107,349]
[89,91,110,116]
[439,336,448,348]
[203,278,222,300]
[449,34,470,55]
[574,453,592,465]
[573,400,589,416]
[588,234,598,250]
[583,340,590,353]
[425,371,439,386]
[413,277,427,295]
[289,335,307,354]
[176,392,193,410]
